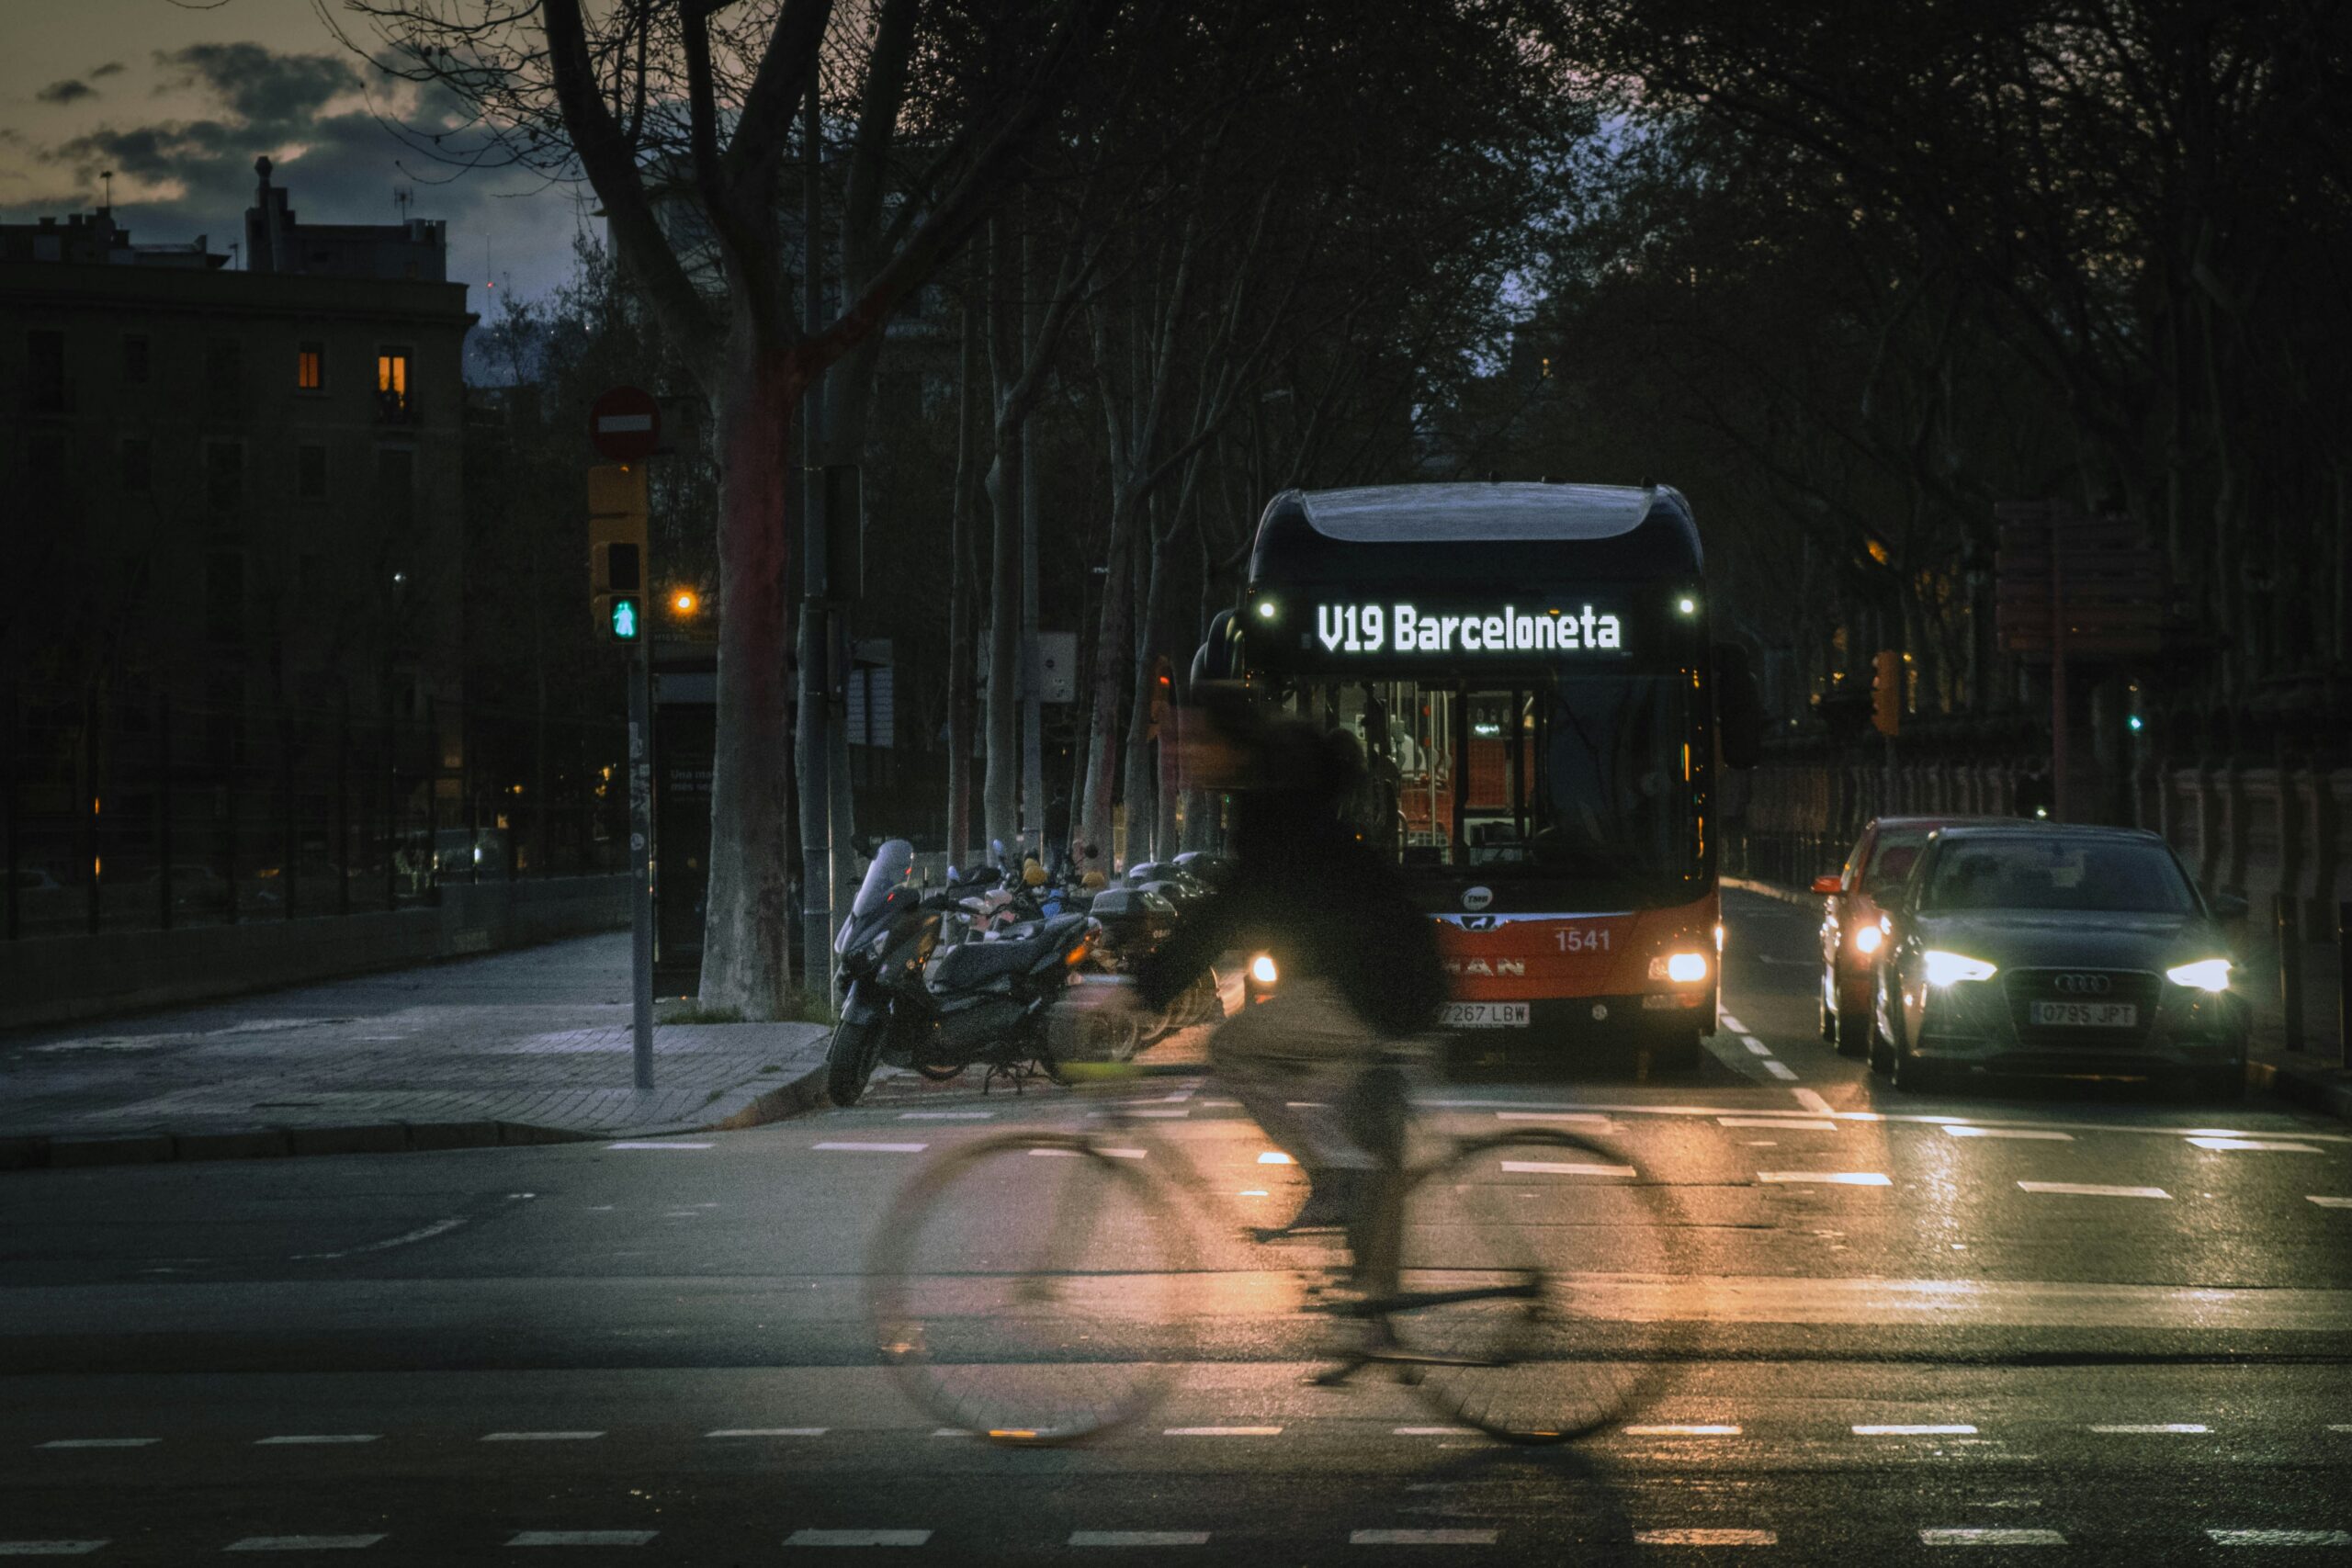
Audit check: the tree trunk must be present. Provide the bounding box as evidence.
[982,426,1023,857]
[1078,491,1135,868]
[698,335,798,1019]
[944,299,979,868]
[1120,514,1165,863]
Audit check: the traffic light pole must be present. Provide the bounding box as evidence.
[628,636,655,1089]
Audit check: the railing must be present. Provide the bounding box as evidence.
[3,684,628,941]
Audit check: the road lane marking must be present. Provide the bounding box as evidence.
[1501,1160,1636,1177]
[38,1438,156,1449]
[1496,1111,1615,1125]
[255,1435,379,1445]
[1857,1425,1978,1436]
[2017,1182,2170,1199]
[1394,1427,1476,1435]
[2207,1532,2352,1547]
[1743,1038,1773,1056]
[2090,1424,2208,1433]
[0,1547,108,1558]
[1423,1096,2352,1143]
[707,1428,827,1438]
[1792,1089,1836,1115]
[1944,1126,2074,1140]
[898,1112,992,1120]
[1069,1533,1212,1547]
[2188,1137,2322,1153]
[1919,1528,2065,1545]
[1720,1014,1750,1033]
[1759,1171,1891,1186]
[605,1142,711,1150]
[1635,1530,1776,1547]
[1720,1118,1835,1131]
[1164,1427,1282,1436]
[507,1532,657,1547]
[291,1216,468,1261]
[783,1531,933,1547]
[1762,1061,1800,1080]
[1131,1110,1193,1119]
[1350,1531,1498,1545]
[812,1142,928,1153]
[2309,1197,2352,1208]
[1030,1147,1148,1160]
[227,1538,387,1552]
[1624,1425,1742,1436]
[481,1431,604,1441]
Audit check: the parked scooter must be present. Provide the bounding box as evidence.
[824,840,1102,1108]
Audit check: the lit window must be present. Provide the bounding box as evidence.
[298,341,324,390]
[377,349,412,420]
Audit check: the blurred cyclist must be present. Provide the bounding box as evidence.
[1133,690,1445,1231]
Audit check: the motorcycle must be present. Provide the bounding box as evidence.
[824,840,1103,1107]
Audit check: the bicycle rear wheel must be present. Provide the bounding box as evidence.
[865,1134,1188,1444]
[1382,1128,1675,1443]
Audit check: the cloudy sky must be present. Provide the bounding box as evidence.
[0,0,592,320]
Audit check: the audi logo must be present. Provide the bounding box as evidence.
[2053,973,2113,995]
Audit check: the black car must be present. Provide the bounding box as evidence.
[1871,824,2249,1098]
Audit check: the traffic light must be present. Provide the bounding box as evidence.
[1871,649,1902,736]
[588,463,649,641]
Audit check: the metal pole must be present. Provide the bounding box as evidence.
[336,698,350,917]
[85,698,100,936]
[157,697,173,931]
[629,639,655,1089]
[2278,892,2305,1053]
[1019,227,1043,863]
[2049,524,2067,822]
[282,708,297,921]
[2338,900,2350,1069]
[799,71,836,1003]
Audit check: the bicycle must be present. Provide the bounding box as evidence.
[864,1058,1676,1446]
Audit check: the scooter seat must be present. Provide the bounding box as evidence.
[931,914,1090,987]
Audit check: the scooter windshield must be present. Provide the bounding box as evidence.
[850,840,917,920]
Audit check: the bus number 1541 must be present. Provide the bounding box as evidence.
[1556,927,1612,953]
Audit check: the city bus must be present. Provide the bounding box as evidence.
[1201,481,1760,1068]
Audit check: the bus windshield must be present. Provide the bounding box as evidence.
[1316,674,1702,886]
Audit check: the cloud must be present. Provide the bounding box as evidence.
[36,80,97,106]
[88,62,126,80]
[5,40,589,326]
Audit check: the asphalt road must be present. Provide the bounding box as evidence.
[3,889,2347,1563]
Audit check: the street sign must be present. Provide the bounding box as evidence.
[590,386,662,462]
[1994,504,2163,659]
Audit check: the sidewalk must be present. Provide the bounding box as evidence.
[1723,876,2352,1122]
[0,932,831,1170]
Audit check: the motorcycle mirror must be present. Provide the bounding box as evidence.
[945,864,960,884]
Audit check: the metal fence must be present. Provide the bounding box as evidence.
[4,684,630,940]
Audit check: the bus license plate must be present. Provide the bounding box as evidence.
[1442,1002,1530,1029]
[2030,1000,2138,1028]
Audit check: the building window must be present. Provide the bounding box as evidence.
[122,436,153,494]
[377,348,412,422]
[298,444,328,499]
[297,341,324,391]
[375,447,415,532]
[27,330,65,412]
[122,335,150,385]
[207,340,242,395]
[205,442,243,513]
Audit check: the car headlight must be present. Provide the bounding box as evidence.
[1249,953,1278,986]
[1853,923,1883,955]
[1647,952,1709,984]
[1922,949,1998,987]
[2165,957,2232,992]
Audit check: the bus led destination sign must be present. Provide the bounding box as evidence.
[1313,601,1623,657]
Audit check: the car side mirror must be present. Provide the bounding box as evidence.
[2207,891,2249,922]
[1810,874,1844,896]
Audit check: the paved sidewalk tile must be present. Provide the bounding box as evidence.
[0,934,830,1166]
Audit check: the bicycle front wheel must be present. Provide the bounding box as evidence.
[866,1134,1189,1444]
[1383,1128,1675,1443]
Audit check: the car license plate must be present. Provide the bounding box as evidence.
[2030,1000,2138,1028]
[1442,1002,1530,1029]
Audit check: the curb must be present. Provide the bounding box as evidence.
[1724,876,1817,909]
[2246,1056,2352,1123]
[0,1054,831,1173]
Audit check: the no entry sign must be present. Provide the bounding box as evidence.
[589,385,662,462]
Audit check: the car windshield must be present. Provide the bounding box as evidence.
[1862,829,1931,896]
[1923,837,2198,915]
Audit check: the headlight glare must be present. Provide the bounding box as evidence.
[1665,951,1709,984]
[1852,923,1883,955]
[2165,957,2232,992]
[1249,953,1278,986]
[1922,949,1997,987]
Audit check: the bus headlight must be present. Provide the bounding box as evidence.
[1922,949,1997,987]
[1249,953,1278,986]
[1650,952,1709,984]
[2165,957,2231,992]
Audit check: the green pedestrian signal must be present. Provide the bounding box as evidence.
[609,595,642,641]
